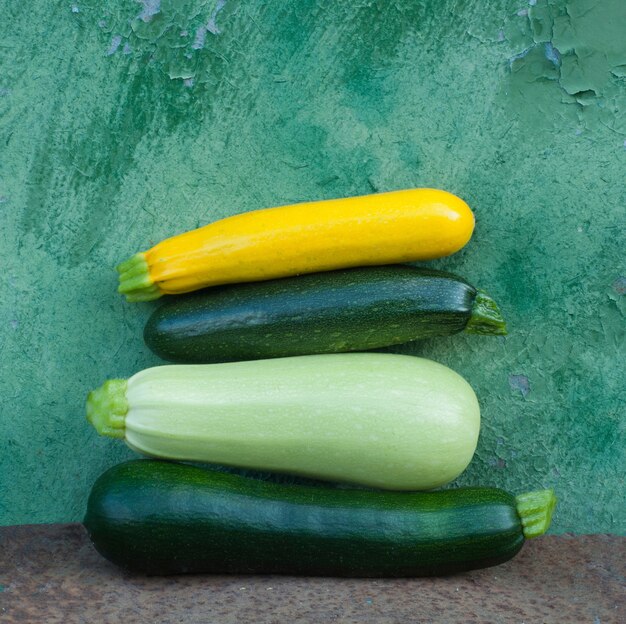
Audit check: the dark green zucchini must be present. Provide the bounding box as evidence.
[144,265,506,363]
[83,460,555,577]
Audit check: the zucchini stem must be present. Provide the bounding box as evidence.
[465,290,507,336]
[117,253,163,302]
[86,379,129,439]
[515,489,557,539]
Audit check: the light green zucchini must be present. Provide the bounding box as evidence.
[86,353,480,490]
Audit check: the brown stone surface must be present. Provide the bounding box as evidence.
[0,524,624,623]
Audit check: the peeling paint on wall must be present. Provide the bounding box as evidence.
[207,0,227,35]
[98,0,233,82]
[106,35,122,56]
[505,0,626,134]
[136,0,161,24]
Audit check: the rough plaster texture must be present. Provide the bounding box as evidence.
[1,0,624,531]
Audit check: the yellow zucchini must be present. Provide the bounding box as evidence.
[117,188,475,301]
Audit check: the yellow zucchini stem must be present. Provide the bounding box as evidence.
[117,253,163,302]
[515,489,557,538]
[86,379,128,439]
[465,290,507,336]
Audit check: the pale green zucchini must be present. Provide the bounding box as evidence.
[86,353,480,490]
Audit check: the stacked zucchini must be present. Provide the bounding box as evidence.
[85,188,556,576]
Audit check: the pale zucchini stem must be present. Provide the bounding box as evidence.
[86,379,128,439]
[465,290,507,336]
[515,489,557,538]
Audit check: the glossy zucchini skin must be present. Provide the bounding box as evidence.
[144,265,483,363]
[84,460,525,577]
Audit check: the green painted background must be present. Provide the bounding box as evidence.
[1,0,624,532]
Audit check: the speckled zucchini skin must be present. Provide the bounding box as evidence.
[144,265,479,363]
[84,460,525,577]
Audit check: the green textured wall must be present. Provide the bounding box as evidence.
[1,0,624,532]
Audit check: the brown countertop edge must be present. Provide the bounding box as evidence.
[0,524,624,624]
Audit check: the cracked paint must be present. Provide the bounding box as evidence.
[506,0,626,133]
[99,1,232,82]
[106,35,122,56]
[193,0,228,49]
[207,0,227,35]
[136,0,161,23]
[544,41,560,66]
[192,24,207,50]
